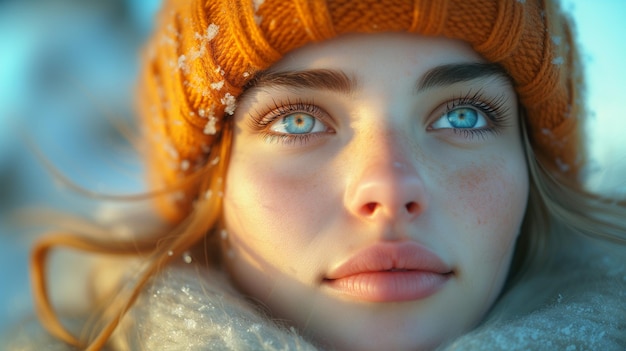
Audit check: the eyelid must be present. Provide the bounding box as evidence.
[247,99,335,144]
[429,103,490,129]
[426,90,511,138]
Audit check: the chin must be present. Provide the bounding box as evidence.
[318,332,445,351]
[302,313,460,351]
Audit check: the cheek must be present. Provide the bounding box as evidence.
[222,149,337,269]
[222,151,336,297]
[444,157,528,254]
[224,158,325,233]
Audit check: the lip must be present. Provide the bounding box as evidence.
[323,242,453,302]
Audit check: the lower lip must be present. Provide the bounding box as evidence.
[324,271,450,302]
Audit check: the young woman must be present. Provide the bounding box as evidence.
[24,0,626,350]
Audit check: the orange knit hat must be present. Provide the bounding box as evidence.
[138,0,584,222]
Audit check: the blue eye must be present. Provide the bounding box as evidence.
[427,91,511,139]
[270,113,326,134]
[446,108,478,128]
[431,107,488,130]
[252,101,334,145]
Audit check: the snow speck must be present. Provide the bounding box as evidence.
[203,116,218,135]
[195,23,219,42]
[253,0,265,11]
[189,23,219,60]
[180,160,190,171]
[206,23,219,41]
[177,55,190,74]
[221,93,237,115]
[210,80,225,90]
[183,251,193,264]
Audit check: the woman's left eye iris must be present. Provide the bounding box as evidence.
[431,107,487,130]
[271,113,323,134]
[447,108,478,128]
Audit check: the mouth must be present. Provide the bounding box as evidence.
[323,242,453,302]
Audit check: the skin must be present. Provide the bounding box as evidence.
[221,33,529,350]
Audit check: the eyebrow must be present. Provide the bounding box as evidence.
[244,62,510,95]
[416,62,511,92]
[244,68,357,94]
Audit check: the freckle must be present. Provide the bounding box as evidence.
[458,163,484,193]
[449,163,495,228]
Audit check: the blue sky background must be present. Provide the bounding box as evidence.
[562,0,626,192]
[0,0,624,341]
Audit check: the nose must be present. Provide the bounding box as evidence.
[345,153,427,223]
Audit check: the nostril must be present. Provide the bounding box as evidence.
[364,202,379,214]
[405,201,419,214]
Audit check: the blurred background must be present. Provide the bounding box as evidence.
[0,0,161,344]
[0,0,625,346]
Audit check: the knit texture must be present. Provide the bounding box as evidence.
[139,0,584,221]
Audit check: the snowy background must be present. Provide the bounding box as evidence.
[0,0,625,346]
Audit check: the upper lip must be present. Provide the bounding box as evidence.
[325,242,452,280]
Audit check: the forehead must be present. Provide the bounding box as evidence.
[270,32,486,74]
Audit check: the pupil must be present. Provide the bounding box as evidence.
[448,108,477,128]
[283,113,315,134]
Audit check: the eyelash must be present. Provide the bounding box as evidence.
[248,91,511,144]
[439,89,511,140]
[248,98,330,145]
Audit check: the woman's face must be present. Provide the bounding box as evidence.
[222,33,528,350]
